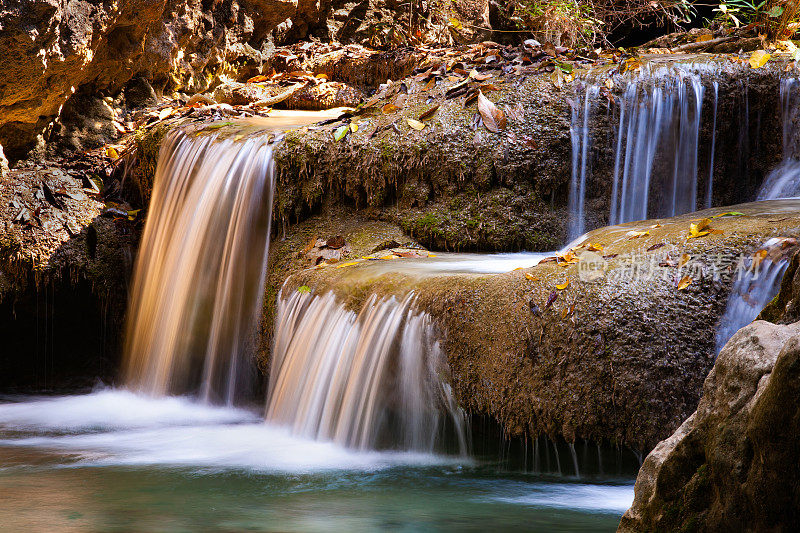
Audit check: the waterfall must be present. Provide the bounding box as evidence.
[715,239,793,353]
[266,290,468,453]
[568,85,600,239]
[609,72,704,224]
[705,81,718,209]
[758,78,800,200]
[570,66,708,235]
[123,129,277,404]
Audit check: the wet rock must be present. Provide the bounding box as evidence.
[325,235,346,249]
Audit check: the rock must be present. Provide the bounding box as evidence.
[325,235,346,249]
[0,144,8,179]
[620,248,800,531]
[276,201,800,451]
[0,0,298,160]
[124,78,159,108]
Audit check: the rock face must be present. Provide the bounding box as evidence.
[0,0,297,159]
[619,253,800,531]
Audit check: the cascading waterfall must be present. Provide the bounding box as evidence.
[123,129,277,404]
[609,71,704,224]
[705,81,718,209]
[758,78,800,199]
[266,290,468,453]
[568,85,600,239]
[715,239,793,352]
[570,66,708,235]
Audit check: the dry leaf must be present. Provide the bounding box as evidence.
[587,242,603,252]
[679,253,691,267]
[247,75,269,83]
[605,78,614,89]
[525,273,538,281]
[382,103,401,114]
[676,275,692,290]
[690,218,711,235]
[423,78,436,91]
[695,34,713,43]
[419,105,440,120]
[106,147,119,159]
[545,290,558,309]
[752,249,768,270]
[626,230,650,239]
[749,50,771,69]
[477,90,507,133]
[158,108,173,120]
[556,280,570,290]
[349,123,358,133]
[407,118,426,130]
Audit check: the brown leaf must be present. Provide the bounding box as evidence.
[676,275,692,291]
[419,105,440,121]
[477,90,506,133]
[545,290,558,309]
[647,243,665,251]
[382,103,401,114]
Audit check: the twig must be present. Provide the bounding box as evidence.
[670,35,735,52]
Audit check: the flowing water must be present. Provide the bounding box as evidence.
[0,113,636,530]
[757,78,800,200]
[0,391,633,532]
[715,239,793,353]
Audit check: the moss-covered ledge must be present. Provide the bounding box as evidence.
[272,201,800,452]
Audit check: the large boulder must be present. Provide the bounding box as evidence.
[619,250,800,531]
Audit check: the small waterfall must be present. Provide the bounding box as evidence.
[568,85,600,239]
[609,72,704,224]
[715,240,793,352]
[705,81,718,209]
[758,78,800,199]
[266,290,468,453]
[123,129,277,403]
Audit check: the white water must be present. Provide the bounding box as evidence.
[758,78,800,200]
[570,65,708,235]
[267,291,468,453]
[124,130,277,404]
[0,390,457,472]
[715,240,792,352]
[569,85,600,239]
[705,81,718,209]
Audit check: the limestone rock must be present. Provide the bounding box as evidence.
[619,297,800,530]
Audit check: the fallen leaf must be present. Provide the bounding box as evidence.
[477,90,507,133]
[334,125,349,141]
[335,261,361,268]
[676,275,692,290]
[407,118,425,130]
[686,230,711,239]
[587,243,603,252]
[423,78,436,91]
[749,50,771,69]
[679,254,691,267]
[106,147,119,159]
[626,230,650,239]
[449,17,463,30]
[556,280,570,290]
[712,211,745,218]
[349,122,358,133]
[545,290,558,309]
[297,285,311,293]
[419,105,440,120]
[605,78,614,89]
[525,273,538,281]
[752,249,768,270]
[690,218,711,235]
[647,243,665,251]
[469,69,492,81]
[382,103,401,114]
[695,34,712,43]
[158,108,173,120]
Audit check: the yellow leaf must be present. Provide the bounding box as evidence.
[335,261,361,268]
[687,230,711,239]
[690,218,711,236]
[449,17,463,30]
[556,280,570,290]
[315,73,329,80]
[427,253,437,257]
[605,78,614,90]
[587,242,603,252]
[158,108,173,120]
[379,254,398,260]
[349,123,358,133]
[106,147,119,159]
[382,103,401,114]
[677,275,692,290]
[407,118,426,130]
[695,34,712,43]
[626,230,650,239]
[679,254,691,267]
[749,50,771,69]
[752,249,768,270]
[710,229,724,235]
[525,273,539,281]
